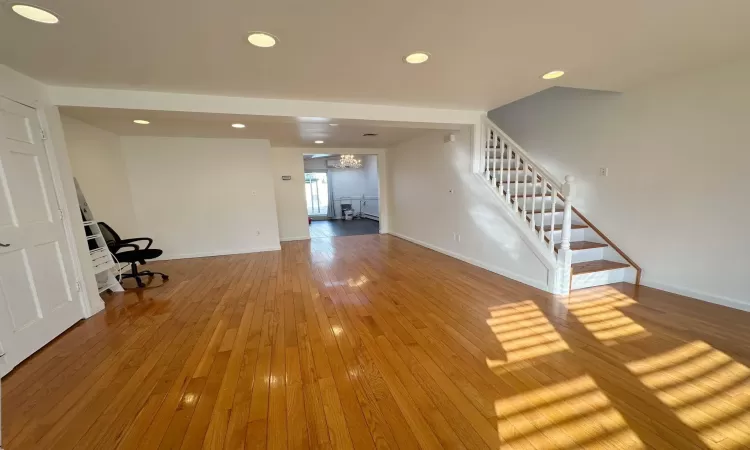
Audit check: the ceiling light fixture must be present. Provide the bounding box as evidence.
[542,70,565,80]
[11,4,59,24]
[334,155,362,169]
[231,123,246,128]
[329,123,339,127]
[133,119,150,125]
[247,32,277,48]
[314,140,324,144]
[404,52,430,64]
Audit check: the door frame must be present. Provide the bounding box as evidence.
[0,93,93,319]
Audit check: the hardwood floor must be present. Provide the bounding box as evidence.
[3,234,750,449]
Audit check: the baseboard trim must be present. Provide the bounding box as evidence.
[159,246,282,261]
[388,232,550,292]
[280,236,311,242]
[643,280,750,312]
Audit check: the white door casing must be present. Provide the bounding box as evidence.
[0,97,84,377]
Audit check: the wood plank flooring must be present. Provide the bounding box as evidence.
[3,234,750,449]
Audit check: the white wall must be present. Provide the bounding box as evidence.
[271,148,310,241]
[387,129,551,290]
[120,137,281,259]
[363,155,379,197]
[0,65,102,316]
[489,59,750,309]
[61,116,139,237]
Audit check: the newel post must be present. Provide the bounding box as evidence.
[556,175,575,294]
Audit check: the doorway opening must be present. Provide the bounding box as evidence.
[303,153,380,238]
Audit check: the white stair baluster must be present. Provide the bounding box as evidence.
[513,149,520,204]
[538,180,546,241]
[549,187,557,252]
[556,175,576,294]
[560,175,575,253]
[521,160,528,218]
[504,142,511,203]
[530,166,537,231]
[492,132,497,186]
[497,137,505,198]
[483,127,492,180]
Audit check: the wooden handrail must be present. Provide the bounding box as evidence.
[570,205,642,286]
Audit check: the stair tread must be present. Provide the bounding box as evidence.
[537,223,588,232]
[572,260,630,275]
[556,241,608,251]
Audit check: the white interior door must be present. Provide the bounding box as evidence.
[0,97,83,378]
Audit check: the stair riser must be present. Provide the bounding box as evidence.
[571,267,637,290]
[570,247,605,264]
[514,197,561,210]
[491,166,540,173]
[546,228,586,242]
[504,186,547,196]
[493,175,536,183]
[601,247,631,265]
[528,211,565,223]
[546,228,605,243]
[486,161,525,170]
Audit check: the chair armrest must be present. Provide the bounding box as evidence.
[114,243,140,253]
[120,237,153,249]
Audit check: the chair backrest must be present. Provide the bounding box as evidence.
[98,222,121,250]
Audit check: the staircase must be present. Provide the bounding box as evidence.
[478,117,640,294]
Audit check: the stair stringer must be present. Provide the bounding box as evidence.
[476,172,568,294]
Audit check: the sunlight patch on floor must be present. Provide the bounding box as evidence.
[627,341,750,449]
[493,375,644,449]
[347,274,369,287]
[567,294,651,345]
[487,300,569,364]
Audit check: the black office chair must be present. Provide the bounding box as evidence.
[99,222,169,288]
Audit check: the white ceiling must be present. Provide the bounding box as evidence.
[3,1,750,110]
[60,107,448,148]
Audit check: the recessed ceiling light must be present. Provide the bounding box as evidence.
[329,123,339,127]
[247,32,277,48]
[542,70,565,80]
[11,4,59,24]
[133,119,150,125]
[315,140,324,144]
[404,52,430,64]
[231,123,246,128]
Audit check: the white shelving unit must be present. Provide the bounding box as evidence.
[83,221,123,294]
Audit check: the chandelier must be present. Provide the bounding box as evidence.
[334,154,362,169]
